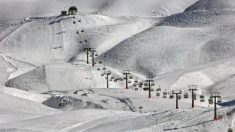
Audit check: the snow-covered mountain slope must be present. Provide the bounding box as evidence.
[0,0,235,131]
[0,0,198,26]
[185,0,235,12]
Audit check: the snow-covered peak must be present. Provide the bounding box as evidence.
[185,0,235,12]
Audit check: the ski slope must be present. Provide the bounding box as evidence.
[0,0,235,131]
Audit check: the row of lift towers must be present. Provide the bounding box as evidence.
[71,14,232,131]
[83,45,222,121]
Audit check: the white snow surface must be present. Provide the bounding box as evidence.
[0,0,235,132]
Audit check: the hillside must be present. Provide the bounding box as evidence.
[0,0,235,132]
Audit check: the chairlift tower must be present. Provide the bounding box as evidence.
[83,44,91,64]
[210,92,221,120]
[104,71,111,88]
[188,85,198,108]
[90,49,98,67]
[145,78,154,98]
[123,70,131,89]
[172,90,182,109]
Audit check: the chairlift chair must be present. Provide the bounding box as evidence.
[208,97,213,104]
[156,92,161,97]
[163,92,167,96]
[95,53,98,57]
[184,93,189,99]
[97,68,100,71]
[143,87,149,91]
[163,92,167,98]
[169,94,174,99]
[193,94,197,100]
[101,73,104,76]
[144,82,148,86]
[177,95,182,100]
[128,81,132,84]
[217,97,222,104]
[129,76,133,79]
[156,87,161,92]
[200,98,205,102]
[133,83,137,87]
[103,67,106,70]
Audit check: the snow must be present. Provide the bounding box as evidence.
[0,0,235,131]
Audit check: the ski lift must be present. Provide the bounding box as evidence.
[101,73,104,76]
[133,83,137,87]
[139,85,143,88]
[81,30,84,33]
[156,92,161,97]
[114,79,117,82]
[193,94,197,100]
[200,98,205,102]
[95,53,98,57]
[134,80,138,83]
[177,95,182,100]
[111,76,115,80]
[151,83,155,86]
[144,82,148,86]
[97,68,101,71]
[129,76,133,79]
[128,81,132,84]
[84,40,88,43]
[209,97,213,104]
[169,94,174,99]
[135,88,138,91]
[78,20,81,22]
[156,87,161,92]
[217,97,222,104]
[109,79,113,81]
[200,95,205,102]
[163,91,167,95]
[143,87,149,91]
[200,95,205,99]
[163,92,167,98]
[76,31,79,34]
[184,93,189,99]
[139,82,143,85]
[99,61,102,64]
[103,67,106,70]
[73,21,76,24]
